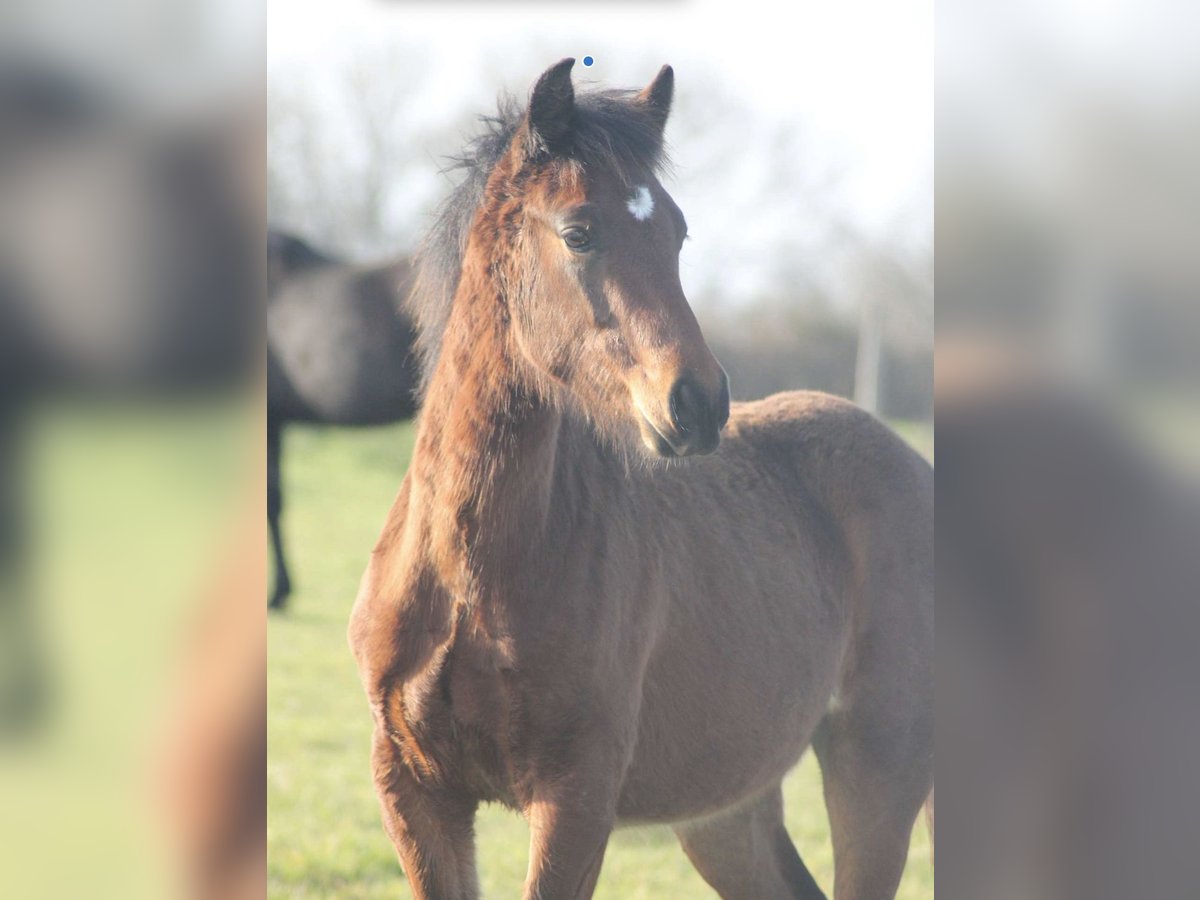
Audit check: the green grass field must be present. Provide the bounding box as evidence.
[268,419,934,899]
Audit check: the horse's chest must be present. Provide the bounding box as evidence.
[443,630,511,731]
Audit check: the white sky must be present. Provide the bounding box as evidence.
[268,0,932,244]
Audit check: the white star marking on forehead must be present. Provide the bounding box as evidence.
[626,185,655,221]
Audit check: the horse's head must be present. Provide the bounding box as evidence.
[490,58,729,458]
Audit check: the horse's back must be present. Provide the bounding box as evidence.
[727,390,931,501]
[726,388,934,634]
[268,261,420,425]
[726,389,933,574]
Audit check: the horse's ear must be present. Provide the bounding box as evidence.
[525,58,576,157]
[637,65,674,134]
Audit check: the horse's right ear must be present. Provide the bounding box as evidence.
[637,65,674,135]
[524,58,576,157]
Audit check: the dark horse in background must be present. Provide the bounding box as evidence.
[267,230,421,610]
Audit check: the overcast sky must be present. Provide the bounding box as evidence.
[266,0,937,321]
[269,0,931,245]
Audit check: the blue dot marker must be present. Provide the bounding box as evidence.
[582,56,594,67]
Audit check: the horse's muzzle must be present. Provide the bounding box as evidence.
[640,370,729,458]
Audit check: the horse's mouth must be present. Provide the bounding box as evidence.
[634,396,722,458]
[637,410,680,458]
[638,412,696,460]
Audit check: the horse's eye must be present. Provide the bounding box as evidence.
[561,226,592,252]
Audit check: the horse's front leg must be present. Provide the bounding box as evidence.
[370,729,479,900]
[524,796,615,900]
[521,735,629,900]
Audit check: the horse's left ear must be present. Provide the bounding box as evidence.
[525,58,576,157]
[637,65,674,134]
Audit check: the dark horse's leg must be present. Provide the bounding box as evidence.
[267,418,291,610]
[0,403,49,734]
[676,782,827,900]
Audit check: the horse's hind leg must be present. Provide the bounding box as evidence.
[812,683,933,899]
[675,782,827,900]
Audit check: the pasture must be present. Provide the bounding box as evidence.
[268,419,934,899]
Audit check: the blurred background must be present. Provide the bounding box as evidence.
[938,3,1200,899]
[2,0,263,898]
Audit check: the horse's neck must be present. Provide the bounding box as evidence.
[407,292,563,602]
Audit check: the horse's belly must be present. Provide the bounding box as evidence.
[616,701,827,823]
[616,586,847,823]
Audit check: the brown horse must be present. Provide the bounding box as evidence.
[349,59,933,900]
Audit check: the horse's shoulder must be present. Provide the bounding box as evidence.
[350,480,456,691]
[351,479,407,628]
[375,474,413,548]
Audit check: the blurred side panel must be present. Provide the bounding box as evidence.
[937,2,1200,898]
[0,0,264,897]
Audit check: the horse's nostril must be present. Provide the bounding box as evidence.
[717,370,731,429]
[669,378,701,434]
